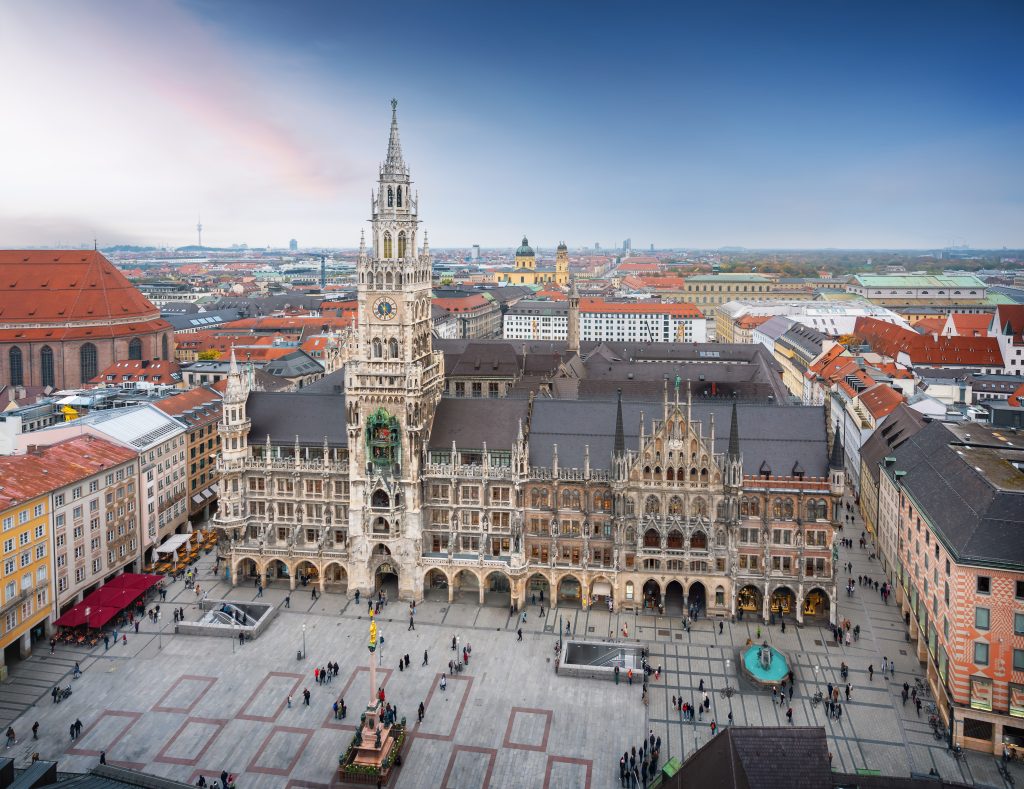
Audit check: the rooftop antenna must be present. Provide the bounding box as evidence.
[196,214,203,249]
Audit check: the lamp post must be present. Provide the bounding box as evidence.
[157,612,162,650]
[721,657,736,698]
[302,623,307,660]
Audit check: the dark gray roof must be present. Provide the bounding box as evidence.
[886,421,1024,567]
[300,366,346,394]
[859,403,927,484]
[429,398,529,450]
[528,398,829,476]
[247,391,347,446]
[163,309,241,331]
[777,324,827,361]
[506,300,569,316]
[678,726,832,789]
[755,315,796,341]
[264,350,324,379]
[39,764,197,787]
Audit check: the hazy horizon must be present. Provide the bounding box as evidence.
[1,1,1022,250]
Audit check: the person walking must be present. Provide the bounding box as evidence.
[303,688,311,706]
[786,707,793,724]
[423,650,428,666]
[287,695,292,708]
[710,720,717,736]
[31,722,38,740]
[5,727,15,747]
[440,674,447,692]
[868,664,874,681]
[418,702,425,723]
[52,686,58,703]
[409,616,415,631]
[75,719,82,739]
[517,628,523,641]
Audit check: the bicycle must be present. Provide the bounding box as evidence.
[810,690,824,706]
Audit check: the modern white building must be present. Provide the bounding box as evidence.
[718,299,911,340]
[504,298,706,343]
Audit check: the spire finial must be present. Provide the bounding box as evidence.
[384,98,405,174]
[614,388,625,457]
[391,97,398,114]
[728,401,740,459]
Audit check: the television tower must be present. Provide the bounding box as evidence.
[196,215,203,249]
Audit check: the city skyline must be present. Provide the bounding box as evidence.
[1,0,1022,249]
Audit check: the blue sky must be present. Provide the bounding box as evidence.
[1,0,1021,248]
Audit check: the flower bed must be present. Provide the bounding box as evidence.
[338,722,406,785]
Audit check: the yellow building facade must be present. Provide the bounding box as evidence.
[493,237,569,286]
[1,492,52,679]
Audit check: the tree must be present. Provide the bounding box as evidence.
[197,349,221,361]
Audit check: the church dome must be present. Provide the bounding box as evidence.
[557,241,567,251]
[515,236,535,257]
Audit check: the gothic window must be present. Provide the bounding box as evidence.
[740,498,749,517]
[371,489,390,508]
[690,531,708,550]
[625,497,635,516]
[716,499,727,519]
[750,498,760,517]
[773,498,783,519]
[806,500,817,521]
[128,338,142,360]
[602,494,613,512]
[389,338,399,359]
[716,529,726,547]
[385,271,393,288]
[669,496,683,516]
[8,347,23,386]
[398,231,406,258]
[644,528,660,547]
[40,345,54,388]
[693,497,707,518]
[372,338,383,358]
[626,527,635,543]
[80,343,97,383]
[383,232,393,259]
[816,499,828,520]
[645,496,660,515]
[700,468,709,484]
[387,187,394,207]
[667,529,683,549]
[783,499,794,519]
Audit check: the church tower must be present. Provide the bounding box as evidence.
[567,274,580,355]
[346,99,444,601]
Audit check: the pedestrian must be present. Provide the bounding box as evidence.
[628,669,633,686]
[52,686,58,703]
[719,621,723,634]
[781,620,786,634]
[423,650,428,666]
[452,635,457,651]
[287,695,292,708]
[99,750,106,765]
[440,674,447,692]
[868,664,874,681]
[303,688,310,705]
[5,727,15,747]
[837,703,843,723]
[517,628,523,641]
[75,719,82,739]
[409,616,415,631]
[727,712,734,726]
[418,702,425,722]
[31,722,38,740]
[314,667,320,684]
[699,678,705,692]
[69,722,76,741]
[845,683,851,701]
[710,720,717,736]
[104,634,109,650]
[915,697,922,716]
[786,707,793,724]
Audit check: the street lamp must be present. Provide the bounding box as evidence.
[722,658,736,698]
[302,623,307,659]
[157,612,162,650]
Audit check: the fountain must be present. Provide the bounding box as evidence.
[740,640,790,688]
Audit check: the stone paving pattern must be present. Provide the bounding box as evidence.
[2,494,1023,787]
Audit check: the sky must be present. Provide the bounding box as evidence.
[0,0,1022,250]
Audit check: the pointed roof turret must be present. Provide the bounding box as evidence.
[728,402,740,459]
[383,98,406,176]
[830,429,845,470]
[614,388,625,456]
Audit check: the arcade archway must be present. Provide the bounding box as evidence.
[643,579,662,611]
[688,581,707,617]
[527,573,550,606]
[665,580,684,615]
[737,584,762,621]
[770,586,797,621]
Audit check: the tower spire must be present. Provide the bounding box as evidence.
[613,388,625,457]
[728,401,740,458]
[384,98,405,175]
[829,427,844,470]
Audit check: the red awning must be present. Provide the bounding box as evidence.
[53,573,163,629]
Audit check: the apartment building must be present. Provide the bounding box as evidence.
[155,387,223,525]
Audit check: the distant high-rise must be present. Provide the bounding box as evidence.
[289,238,298,251]
[471,244,480,261]
[623,238,631,252]
[595,241,601,251]
[196,215,203,249]
[650,243,655,252]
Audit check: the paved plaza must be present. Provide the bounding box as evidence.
[3,510,1023,787]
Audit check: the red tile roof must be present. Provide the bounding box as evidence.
[434,295,492,312]
[90,359,181,385]
[854,316,1003,367]
[859,383,905,420]
[154,386,222,426]
[994,305,1024,342]
[0,435,137,510]
[948,313,990,337]
[618,263,660,273]
[0,250,170,342]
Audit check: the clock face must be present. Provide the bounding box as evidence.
[372,297,398,321]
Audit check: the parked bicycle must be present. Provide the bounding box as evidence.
[811,690,824,706]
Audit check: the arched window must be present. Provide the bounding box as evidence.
[80,343,97,383]
[624,497,635,516]
[716,499,727,519]
[669,496,683,516]
[387,187,394,207]
[816,499,828,520]
[806,500,817,521]
[371,489,390,508]
[645,496,660,515]
[667,529,683,549]
[40,345,54,388]
[385,271,393,288]
[396,186,402,207]
[372,338,383,358]
[693,497,707,517]
[690,531,708,550]
[783,499,794,519]
[644,528,660,547]
[740,498,750,517]
[773,498,783,519]
[398,231,407,258]
[8,347,23,386]
[128,338,142,360]
[383,232,393,258]
[389,338,399,359]
[162,335,169,361]
[750,498,760,517]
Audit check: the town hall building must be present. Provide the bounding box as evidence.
[213,102,841,625]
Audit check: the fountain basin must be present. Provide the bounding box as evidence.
[740,643,790,687]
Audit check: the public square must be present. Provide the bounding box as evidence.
[3,522,1022,789]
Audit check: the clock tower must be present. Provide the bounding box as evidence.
[346,100,443,601]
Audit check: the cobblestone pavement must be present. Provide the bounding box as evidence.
[2,504,1022,788]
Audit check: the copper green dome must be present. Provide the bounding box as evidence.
[516,236,535,257]
[557,241,567,251]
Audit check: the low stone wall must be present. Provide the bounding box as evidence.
[175,599,277,640]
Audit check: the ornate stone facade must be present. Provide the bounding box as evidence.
[214,104,841,625]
